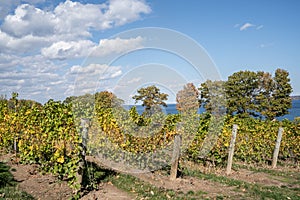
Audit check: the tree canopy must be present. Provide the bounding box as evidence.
[224,68,292,119]
[199,80,226,116]
[132,85,168,115]
[176,83,199,114]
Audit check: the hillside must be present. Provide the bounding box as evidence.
[291,96,300,100]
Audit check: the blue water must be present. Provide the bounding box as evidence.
[277,100,300,121]
[125,100,300,121]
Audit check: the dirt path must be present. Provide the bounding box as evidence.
[80,182,135,200]
[1,154,135,200]
[1,154,299,200]
[227,168,297,187]
[134,172,247,199]
[183,161,300,188]
[9,164,135,200]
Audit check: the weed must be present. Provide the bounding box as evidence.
[0,162,34,200]
[183,168,300,200]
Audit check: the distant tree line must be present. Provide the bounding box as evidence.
[199,68,292,120]
[131,68,292,120]
[1,68,292,121]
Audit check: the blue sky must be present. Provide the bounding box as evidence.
[0,0,299,103]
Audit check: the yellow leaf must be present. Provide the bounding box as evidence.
[54,150,60,158]
[224,142,229,147]
[57,156,65,163]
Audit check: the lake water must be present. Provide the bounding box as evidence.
[277,99,300,120]
[126,100,300,121]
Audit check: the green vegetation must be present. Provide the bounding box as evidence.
[0,96,82,191]
[133,85,168,115]
[224,68,292,119]
[0,68,298,198]
[233,163,300,183]
[183,169,300,200]
[199,80,226,116]
[0,162,34,200]
[176,83,199,114]
[107,173,208,200]
[0,162,14,188]
[189,115,299,164]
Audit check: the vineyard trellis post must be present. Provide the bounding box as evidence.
[226,124,238,175]
[272,127,283,168]
[170,134,181,180]
[81,118,89,157]
[14,137,17,155]
[76,118,89,188]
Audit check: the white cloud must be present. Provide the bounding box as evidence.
[53,0,107,35]
[236,22,264,31]
[91,36,144,57]
[0,70,64,102]
[240,22,255,31]
[41,36,144,59]
[0,0,151,102]
[0,0,45,18]
[65,63,122,96]
[127,77,142,84]
[0,53,19,70]
[256,25,264,30]
[1,4,56,38]
[259,43,273,48]
[41,40,95,60]
[1,0,151,38]
[0,53,79,102]
[0,33,53,55]
[0,0,150,54]
[105,0,151,26]
[68,64,121,79]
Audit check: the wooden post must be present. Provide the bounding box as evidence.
[170,134,181,180]
[272,127,283,168]
[14,137,17,155]
[81,118,89,157]
[123,134,126,161]
[76,118,89,189]
[226,124,238,175]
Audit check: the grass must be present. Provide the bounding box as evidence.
[0,162,34,200]
[233,163,299,178]
[183,169,300,200]
[82,161,210,199]
[105,173,209,200]
[1,157,299,200]
[232,163,300,187]
[0,187,34,200]
[90,160,299,200]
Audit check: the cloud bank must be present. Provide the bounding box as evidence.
[0,0,151,103]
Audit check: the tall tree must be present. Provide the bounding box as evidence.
[176,83,199,114]
[225,69,292,119]
[271,69,293,118]
[252,69,292,119]
[199,80,226,116]
[95,91,123,109]
[255,71,276,119]
[132,85,168,114]
[225,71,259,117]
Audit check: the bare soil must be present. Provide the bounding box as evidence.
[134,172,246,199]
[1,154,136,200]
[1,154,299,200]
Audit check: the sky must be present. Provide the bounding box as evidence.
[0,0,300,104]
